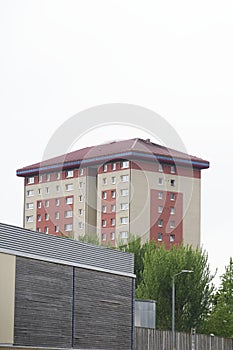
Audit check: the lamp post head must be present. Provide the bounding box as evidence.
[181,270,193,273]
[173,270,193,279]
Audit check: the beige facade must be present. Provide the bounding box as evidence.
[24,171,97,239]
[0,253,15,345]
[23,162,202,247]
[130,168,201,247]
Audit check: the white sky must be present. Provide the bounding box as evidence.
[0,0,233,285]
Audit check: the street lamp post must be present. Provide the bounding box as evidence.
[172,270,193,350]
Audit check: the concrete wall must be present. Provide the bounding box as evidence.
[0,253,15,345]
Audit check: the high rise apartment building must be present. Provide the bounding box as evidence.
[17,138,209,248]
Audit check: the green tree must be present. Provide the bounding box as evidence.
[136,243,215,332]
[118,235,148,289]
[203,257,233,337]
[78,233,100,246]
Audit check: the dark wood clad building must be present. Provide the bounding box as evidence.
[0,222,135,350]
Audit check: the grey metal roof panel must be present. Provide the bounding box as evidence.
[0,222,134,277]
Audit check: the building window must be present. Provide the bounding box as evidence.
[27,190,34,197]
[158,177,163,185]
[102,191,107,199]
[111,204,116,212]
[65,184,73,191]
[27,177,34,184]
[65,224,72,232]
[66,197,73,204]
[121,161,129,169]
[45,200,49,208]
[79,209,84,216]
[103,177,107,185]
[55,212,59,219]
[170,179,175,187]
[121,189,129,197]
[120,231,128,239]
[170,207,175,215]
[170,165,176,173]
[26,202,34,210]
[39,175,42,183]
[66,170,74,178]
[121,175,129,182]
[111,176,116,184]
[103,164,107,172]
[79,168,84,176]
[56,172,60,180]
[102,233,107,241]
[158,233,163,241]
[120,203,128,210]
[79,181,84,189]
[102,219,107,227]
[112,163,116,170]
[38,188,41,195]
[45,213,49,221]
[170,234,175,242]
[65,210,73,218]
[45,187,50,194]
[79,195,83,202]
[46,174,50,181]
[111,190,116,198]
[65,197,73,207]
[120,217,128,224]
[55,225,59,233]
[158,219,163,227]
[111,218,115,226]
[44,226,49,234]
[158,191,163,199]
[78,222,84,229]
[170,193,175,201]
[110,232,115,240]
[158,205,163,213]
[26,215,33,223]
[55,198,60,206]
[37,214,41,222]
[158,163,163,172]
[102,205,107,213]
[37,201,42,209]
[170,220,175,228]
[56,185,60,192]
[37,228,41,232]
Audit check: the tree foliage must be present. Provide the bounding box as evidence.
[136,242,215,332]
[203,257,233,337]
[78,233,100,246]
[118,235,148,289]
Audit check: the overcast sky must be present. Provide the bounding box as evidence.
[1,1,233,285]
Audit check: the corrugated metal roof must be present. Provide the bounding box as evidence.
[0,222,134,277]
[16,138,209,176]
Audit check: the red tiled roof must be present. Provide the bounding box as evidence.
[16,138,209,176]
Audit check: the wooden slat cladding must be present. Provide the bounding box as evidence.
[14,257,73,348]
[74,268,133,350]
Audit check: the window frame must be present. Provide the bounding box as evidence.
[66,170,74,178]
[27,177,34,184]
[65,183,73,191]
[120,189,129,197]
[66,197,73,204]
[120,217,128,225]
[121,161,129,169]
[158,219,163,227]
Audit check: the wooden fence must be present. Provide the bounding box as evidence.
[135,327,233,350]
